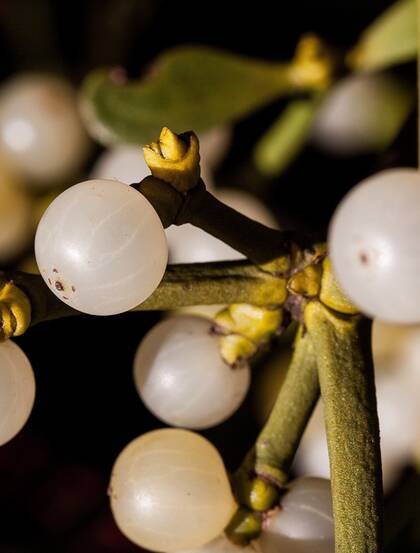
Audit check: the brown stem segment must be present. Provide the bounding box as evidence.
[134,177,292,264]
[305,301,383,553]
[176,182,291,264]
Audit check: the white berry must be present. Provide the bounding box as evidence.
[133,315,250,429]
[259,477,334,553]
[328,168,420,323]
[0,340,36,446]
[312,73,413,155]
[0,74,90,185]
[91,144,149,184]
[109,428,236,552]
[35,178,168,316]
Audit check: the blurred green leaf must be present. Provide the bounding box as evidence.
[349,0,416,71]
[81,47,295,145]
[253,96,321,176]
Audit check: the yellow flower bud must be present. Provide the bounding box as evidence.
[288,264,322,298]
[219,334,257,366]
[0,279,31,340]
[143,127,200,193]
[215,304,283,365]
[289,34,332,90]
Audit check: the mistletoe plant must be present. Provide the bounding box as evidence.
[1,126,383,553]
[1,1,420,552]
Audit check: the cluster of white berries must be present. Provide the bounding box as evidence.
[3,66,420,553]
[109,428,334,553]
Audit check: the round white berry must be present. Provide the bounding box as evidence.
[0,74,90,185]
[312,73,413,155]
[199,126,231,169]
[259,477,334,553]
[0,340,36,446]
[91,144,149,184]
[133,315,250,429]
[328,168,420,323]
[109,428,236,552]
[35,178,168,316]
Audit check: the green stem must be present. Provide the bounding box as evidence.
[228,324,319,543]
[305,301,383,553]
[139,260,287,310]
[6,260,286,327]
[254,324,319,484]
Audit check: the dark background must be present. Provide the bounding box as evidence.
[0,1,417,552]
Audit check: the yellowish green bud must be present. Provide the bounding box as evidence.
[219,334,257,366]
[289,34,333,90]
[225,508,262,545]
[143,127,200,193]
[288,263,322,298]
[215,304,283,365]
[0,279,31,340]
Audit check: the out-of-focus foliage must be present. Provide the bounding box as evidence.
[311,73,415,155]
[349,0,416,71]
[81,47,295,145]
[254,96,322,176]
[81,0,417,180]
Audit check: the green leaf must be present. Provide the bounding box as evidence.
[349,0,417,71]
[81,47,293,145]
[253,95,322,176]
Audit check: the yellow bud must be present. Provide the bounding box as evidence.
[225,508,262,546]
[143,127,200,193]
[215,304,283,343]
[159,127,187,160]
[288,264,322,298]
[289,34,332,90]
[215,304,283,365]
[219,334,257,366]
[248,477,279,512]
[0,279,31,340]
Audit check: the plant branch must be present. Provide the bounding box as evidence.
[228,324,319,542]
[4,261,287,329]
[135,177,293,265]
[253,324,319,484]
[305,300,383,553]
[175,182,291,264]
